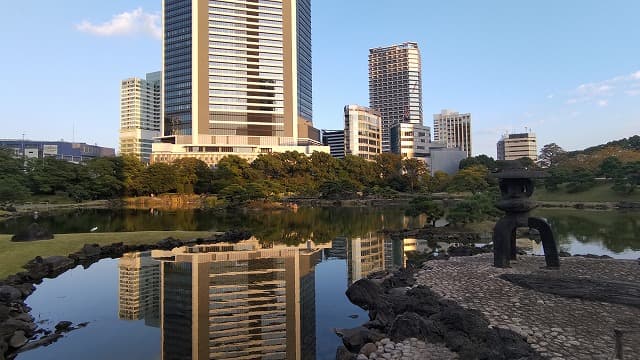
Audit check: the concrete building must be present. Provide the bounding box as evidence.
[118,251,160,327]
[427,143,468,175]
[321,129,345,158]
[152,0,327,166]
[389,122,430,159]
[0,139,115,163]
[347,232,385,285]
[369,42,422,152]
[497,132,537,161]
[120,71,162,164]
[344,105,382,160]
[153,238,320,359]
[433,109,472,157]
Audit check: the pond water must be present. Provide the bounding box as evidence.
[5,207,639,359]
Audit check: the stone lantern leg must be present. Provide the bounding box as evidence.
[491,161,560,268]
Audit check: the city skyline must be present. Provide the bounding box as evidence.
[1,1,639,157]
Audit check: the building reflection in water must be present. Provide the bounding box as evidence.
[118,251,161,327]
[149,238,321,360]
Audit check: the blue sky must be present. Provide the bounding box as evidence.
[1,0,639,156]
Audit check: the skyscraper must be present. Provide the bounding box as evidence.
[119,72,161,164]
[369,42,423,153]
[433,109,472,157]
[321,129,345,158]
[153,0,326,166]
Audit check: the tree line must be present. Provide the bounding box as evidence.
[0,148,499,204]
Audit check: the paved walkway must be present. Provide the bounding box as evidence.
[415,254,640,360]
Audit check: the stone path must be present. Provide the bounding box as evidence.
[415,254,640,359]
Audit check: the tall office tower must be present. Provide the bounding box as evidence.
[120,72,161,163]
[433,109,472,157]
[346,232,385,285]
[153,0,327,166]
[497,132,537,161]
[344,105,382,160]
[321,129,345,158]
[369,42,422,153]
[154,239,320,359]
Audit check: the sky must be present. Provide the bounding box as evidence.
[1,0,639,157]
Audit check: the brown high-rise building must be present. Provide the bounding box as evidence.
[153,0,327,166]
[369,42,423,152]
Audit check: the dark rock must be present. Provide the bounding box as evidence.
[15,333,63,353]
[2,319,36,334]
[559,251,571,257]
[359,343,377,356]
[346,279,385,311]
[348,314,358,319]
[54,321,73,333]
[8,331,27,348]
[0,286,22,302]
[335,346,356,360]
[11,223,54,242]
[500,273,640,308]
[574,253,613,259]
[156,237,183,249]
[388,312,445,343]
[0,304,9,322]
[380,268,416,288]
[0,340,7,360]
[335,327,384,353]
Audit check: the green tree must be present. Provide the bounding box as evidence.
[447,165,490,194]
[538,143,566,168]
[141,163,177,195]
[0,148,31,202]
[121,154,145,196]
[374,153,404,190]
[427,171,451,193]
[406,196,444,226]
[459,155,496,170]
[598,156,623,178]
[402,158,428,192]
[85,157,124,198]
[173,158,212,194]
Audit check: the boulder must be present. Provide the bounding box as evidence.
[0,286,22,302]
[359,342,377,356]
[54,321,73,333]
[335,327,384,353]
[346,279,385,310]
[336,346,356,360]
[11,223,54,242]
[388,312,445,343]
[9,330,27,348]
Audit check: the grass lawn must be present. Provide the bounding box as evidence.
[533,183,640,202]
[0,231,213,279]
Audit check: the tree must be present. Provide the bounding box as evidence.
[402,158,428,192]
[427,171,451,193]
[174,158,212,194]
[374,153,404,190]
[447,165,490,194]
[459,155,496,171]
[0,148,31,202]
[598,156,623,178]
[538,143,566,168]
[85,157,124,198]
[121,155,145,196]
[341,155,377,189]
[141,163,177,195]
[406,196,444,226]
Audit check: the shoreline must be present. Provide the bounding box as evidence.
[0,230,252,359]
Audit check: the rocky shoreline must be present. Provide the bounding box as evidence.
[0,230,251,360]
[335,267,542,360]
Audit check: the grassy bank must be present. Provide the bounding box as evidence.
[0,231,213,279]
[533,183,640,202]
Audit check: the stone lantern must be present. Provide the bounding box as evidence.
[492,161,560,268]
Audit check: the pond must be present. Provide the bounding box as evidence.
[4,207,639,359]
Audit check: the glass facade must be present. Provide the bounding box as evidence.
[164,0,193,136]
[297,0,312,121]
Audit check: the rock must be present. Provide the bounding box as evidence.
[9,331,27,348]
[11,223,54,242]
[336,327,385,353]
[0,339,7,360]
[0,304,9,322]
[54,321,73,333]
[574,253,613,259]
[336,345,357,360]
[346,279,387,312]
[0,286,22,302]
[388,312,445,343]
[357,354,368,360]
[360,342,377,356]
[2,318,36,333]
[14,333,63,352]
[559,251,571,257]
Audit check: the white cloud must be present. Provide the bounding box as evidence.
[546,94,554,99]
[76,8,161,39]
[565,69,640,107]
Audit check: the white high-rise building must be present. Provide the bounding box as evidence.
[119,71,161,163]
[344,105,382,161]
[152,0,327,166]
[369,42,422,153]
[433,109,472,157]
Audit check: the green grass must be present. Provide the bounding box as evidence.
[533,183,640,202]
[0,231,214,279]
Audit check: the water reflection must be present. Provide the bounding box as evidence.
[118,252,160,327]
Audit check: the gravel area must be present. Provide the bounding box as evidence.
[360,337,458,360]
[415,254,640,359]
